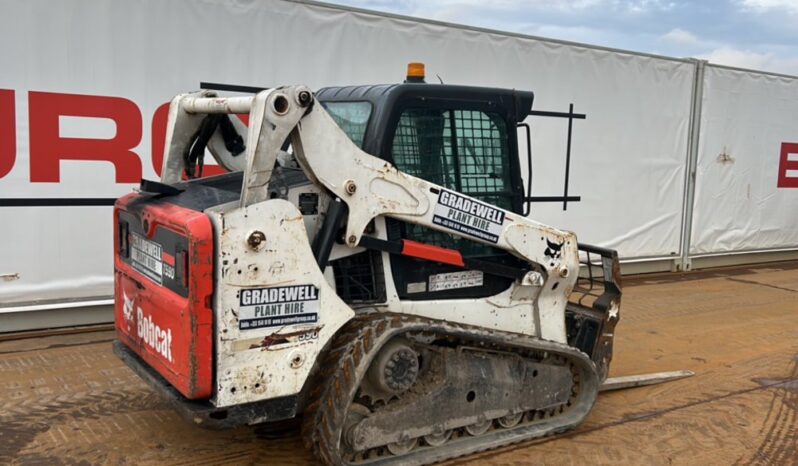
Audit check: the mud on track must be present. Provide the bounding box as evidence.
[2,262,797,465]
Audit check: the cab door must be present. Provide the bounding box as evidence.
[385,105,526,300]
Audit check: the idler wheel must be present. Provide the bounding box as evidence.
[366,339,419,396]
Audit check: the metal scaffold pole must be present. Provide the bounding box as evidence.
[677,59,707,272]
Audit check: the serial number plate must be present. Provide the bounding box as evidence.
[130,233,163,284]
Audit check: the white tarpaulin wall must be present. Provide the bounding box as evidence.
[0,0,791,310]
[690,66,798,255]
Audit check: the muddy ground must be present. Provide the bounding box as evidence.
[1,262,797,465]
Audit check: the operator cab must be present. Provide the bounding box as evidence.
[317,64,535,302]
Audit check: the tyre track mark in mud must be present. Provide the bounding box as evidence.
[741,355,798,466]
[167,450,257,466]
[0,339,314,466]
[0,337,114,355]
[462,381,788,464]
[452,383,794,466]
[725,277,798,294]
[0,339,166,464]
[0,389,167,462]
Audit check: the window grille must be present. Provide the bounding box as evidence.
[392,108,513,257]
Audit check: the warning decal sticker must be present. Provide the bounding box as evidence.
[432,190,505,244]
[130,233,163,284]
[429,270,484,292]
[239,284,320,330]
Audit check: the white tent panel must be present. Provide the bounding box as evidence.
[690,66,798,255]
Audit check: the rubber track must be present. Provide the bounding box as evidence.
[301,313,599,466]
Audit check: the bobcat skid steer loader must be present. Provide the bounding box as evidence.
[113,64,621,465]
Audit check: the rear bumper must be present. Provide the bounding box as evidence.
[113,340,297,429]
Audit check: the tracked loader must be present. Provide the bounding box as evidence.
[113,64,622,465]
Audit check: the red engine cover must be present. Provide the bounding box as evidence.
[113,193,214,399]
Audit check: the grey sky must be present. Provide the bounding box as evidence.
[329,0,798,75]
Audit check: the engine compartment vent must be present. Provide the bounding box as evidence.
[331,251,386,304]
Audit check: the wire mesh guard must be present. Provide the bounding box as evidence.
[391,108,514,257]
[331,251,386,303]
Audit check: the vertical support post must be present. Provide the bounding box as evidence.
[312,198,348,270]
[518,123,533,216]
[562,103,574,211]
[448,110,463,191]
[676,59,707,272]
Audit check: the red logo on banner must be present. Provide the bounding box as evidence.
[28,92,143,183]
[778,142,798,188]
[0,90,246,183]
[0,90,15,179]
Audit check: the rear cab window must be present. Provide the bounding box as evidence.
[321,101,372,148]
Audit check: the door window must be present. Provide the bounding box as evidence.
[391,108,513,256]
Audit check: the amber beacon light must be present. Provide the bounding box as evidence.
[406,62,426,83]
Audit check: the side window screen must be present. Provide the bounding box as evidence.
[453,110,512,210]
[392,109,456,187]
[322,101,372,148]
[392,108,513,257]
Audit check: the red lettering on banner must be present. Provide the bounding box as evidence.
[151,102,228,178]
[28,92,142,183]
[150,102,170,177]
[777,142,798,188]
[0,90,15,179]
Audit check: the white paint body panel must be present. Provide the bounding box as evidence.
[207,199,354,407]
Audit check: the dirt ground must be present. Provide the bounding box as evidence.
[1,262,797,465]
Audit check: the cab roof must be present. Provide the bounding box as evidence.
[315,83,535,157]
[315,83,535,123]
